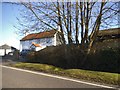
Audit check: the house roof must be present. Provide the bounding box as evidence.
[0,44,18,50]
[20,30,57,41]
[0,44,11,49]
[11,46,17,50]
[98,28,120,37]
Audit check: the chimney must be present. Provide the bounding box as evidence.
[23,29,29,36]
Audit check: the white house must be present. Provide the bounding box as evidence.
[0,44,17,56]
[20,29,63,51]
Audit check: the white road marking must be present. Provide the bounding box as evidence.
[1,65,117,89]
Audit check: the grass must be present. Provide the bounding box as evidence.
[11,62,120,86]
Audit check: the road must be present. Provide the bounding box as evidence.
[2,65,116,89]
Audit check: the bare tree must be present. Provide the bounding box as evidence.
[15,1,119,51]
[66,2,73,44]
[87,2,106,54]
[75,1,79,44]
[57,1,66,44]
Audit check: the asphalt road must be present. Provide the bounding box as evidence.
[2,66,116,89]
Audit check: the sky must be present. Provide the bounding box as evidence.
[0,2,118,50]
[0,3,22,49]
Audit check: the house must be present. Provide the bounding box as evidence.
[20,29,63,51]
[96,28,120,41]
[0,44,17,56]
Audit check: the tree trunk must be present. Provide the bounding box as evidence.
[75,1,79,44]
[57,1,66,44]
[84,2,89,44]
[87,2,106,54]
[69,2,73,44]
[80,2,84,47]
[67,2,72,44]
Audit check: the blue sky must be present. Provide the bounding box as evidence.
[0,2,118,49]
[0,3,22,49]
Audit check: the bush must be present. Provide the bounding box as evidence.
[26,51,36,62]
[87,48,120,73]
[26,44,120,73]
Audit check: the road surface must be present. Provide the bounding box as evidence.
[2,65,116,89]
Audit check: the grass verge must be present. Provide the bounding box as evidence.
[11,62,119,86]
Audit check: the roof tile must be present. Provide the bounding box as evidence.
[21,30,56,41]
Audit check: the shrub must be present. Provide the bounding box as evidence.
[87,48,120,73]
[26,44,120,73]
